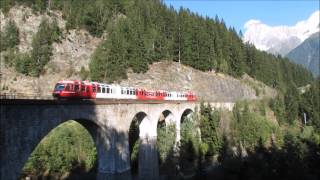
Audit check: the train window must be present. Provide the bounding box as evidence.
[111,89,113,93]
[107,88,110,93]
[102,88,105,93]
[127,89,129,94]
[81,85,85,92]
[93,86,96,92]
[74,84,79,91]
[97,86,101,92]
[65,84,70,91]
[133,91,136,95]
[54,83,65,91]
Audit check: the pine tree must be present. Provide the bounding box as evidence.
[0,19,19,52]
[30,18,54,76]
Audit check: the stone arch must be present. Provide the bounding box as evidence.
[180,108,194,124]
[157,110,178,176]
[128,111,150,175]
[0,103,111,180]
[20,118,102,179]
[158,109,176,126]
[129,111,155,139]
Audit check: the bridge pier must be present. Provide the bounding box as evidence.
[138,136,159,180]
[96,127,131,179]
[96,123,131,179]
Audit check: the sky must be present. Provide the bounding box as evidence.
[164,0,319,32]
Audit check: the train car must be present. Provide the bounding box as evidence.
[136,89,166,101]
[52,80,80,98]
[53,80,197,101]
[52,80,97,99]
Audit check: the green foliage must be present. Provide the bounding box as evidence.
[180,114,201,162]
[128,116,140,174]
[13,18,61,77]
[29,18,54,76]
[284,83,300,124]
[90,18,128,82]
[218,131,320,180]
[269,95,286,125]
[3,48,17,67]
[232,101,280,150]
[14,52,32,74]
[79,66,89,80]
[23,121,96,176]
[199,103,222,156]
[0,19,19,52]
[2,0,314,88]
[157,123,176,163]
[0,0,13,14]
[130,139,140,167]
[299,80,320,132]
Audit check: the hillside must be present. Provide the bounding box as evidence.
[1,1,314,93]
[0,6,101,96]
[287,32,320,77]
[0,5,278,102]
[1,2,319,180]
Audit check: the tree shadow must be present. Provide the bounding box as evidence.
[201,136,320,180]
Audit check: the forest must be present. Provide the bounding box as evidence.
[0,0,319,179]
[0,0,314,88]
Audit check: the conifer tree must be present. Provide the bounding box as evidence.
[0,19,19,52]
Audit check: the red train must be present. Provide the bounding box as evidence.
[52,80,197,101]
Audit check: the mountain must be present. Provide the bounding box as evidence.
[0,6,266,102]
[287,32,320,77]
[0,1,314,99]
[243,11,320,56]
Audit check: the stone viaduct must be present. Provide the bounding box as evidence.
[0,99,234,180]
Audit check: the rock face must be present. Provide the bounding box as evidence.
[287,32,320,77]
[1,6,269,102]
[0,6,102,96]
[121,61,259,102]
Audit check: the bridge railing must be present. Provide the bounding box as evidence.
[0,93,53,100]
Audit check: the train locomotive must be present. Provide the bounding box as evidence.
[52,80,197,101]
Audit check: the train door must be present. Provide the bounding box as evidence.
[85,84,91,98]
[74,82,80,98]
[80,82,86,98]
[91,84,97,98]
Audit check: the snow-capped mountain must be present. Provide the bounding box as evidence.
[243,10,320,56]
